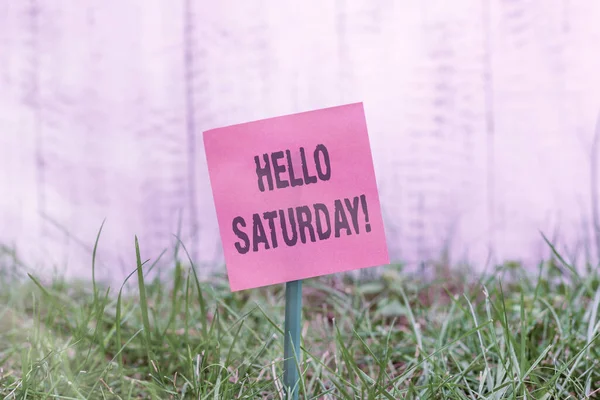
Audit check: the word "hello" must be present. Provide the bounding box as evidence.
[254,144,331,192]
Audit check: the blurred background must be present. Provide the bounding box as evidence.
[1,0,599,285]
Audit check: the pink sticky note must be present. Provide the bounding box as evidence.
[203,102,389,291]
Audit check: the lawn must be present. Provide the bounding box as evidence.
[1,238,599,399]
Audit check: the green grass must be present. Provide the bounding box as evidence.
[1,238,600,399]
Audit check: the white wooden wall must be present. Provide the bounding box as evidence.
[1,0,599,284]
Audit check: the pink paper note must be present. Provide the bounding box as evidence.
[203,102,390,291]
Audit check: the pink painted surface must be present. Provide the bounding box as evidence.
[203,103,389,291]
[1,1,600,285]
